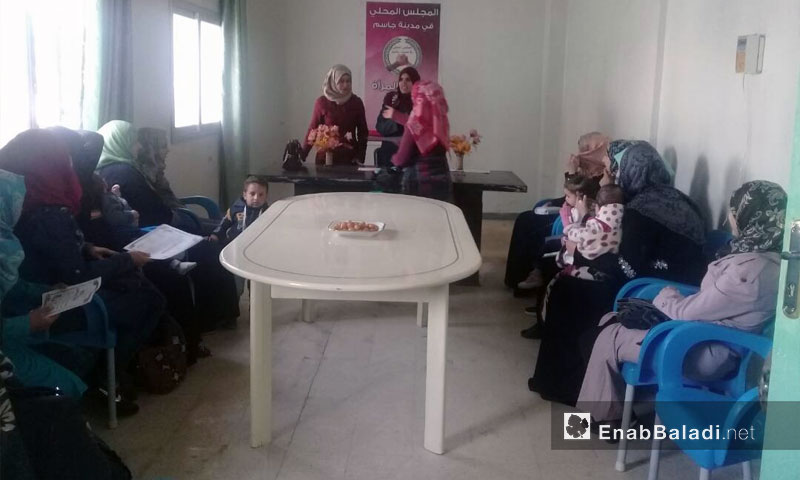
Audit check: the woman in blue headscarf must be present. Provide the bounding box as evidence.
[529,141,707,407]
[0,169,89,397]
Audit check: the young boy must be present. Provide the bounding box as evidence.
[210,176,269,245]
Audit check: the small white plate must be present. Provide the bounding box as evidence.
[328,220,385,237]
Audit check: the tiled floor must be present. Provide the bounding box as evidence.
[97,219,757,479]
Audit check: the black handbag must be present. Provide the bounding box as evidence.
[616,297,671,330]
[282,139,305,171]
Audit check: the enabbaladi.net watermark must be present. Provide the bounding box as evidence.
[586,415,756,444]
[547,402,800,451]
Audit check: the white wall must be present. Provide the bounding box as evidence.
[556,0,800,226]
[556,0,664,197]
[273,0,555,212]
[131,0,221,201]
[132,0,800,216]
[245,0,292,204]
[657,0,800,227]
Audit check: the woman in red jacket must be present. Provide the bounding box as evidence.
[302,64,368,166]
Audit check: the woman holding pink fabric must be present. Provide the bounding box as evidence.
[390,81,452,201]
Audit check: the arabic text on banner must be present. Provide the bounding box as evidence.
[365,2,441,133]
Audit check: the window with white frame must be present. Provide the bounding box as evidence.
[172,4,223,138]
[0,0,100,146]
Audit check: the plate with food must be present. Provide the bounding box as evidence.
[328,220,385,237]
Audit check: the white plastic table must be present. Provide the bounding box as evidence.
[220,192,481,454]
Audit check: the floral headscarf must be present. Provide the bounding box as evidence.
[616,142,673,197]
[618,141,706,245]
[406,81,450,155]
[137,128,182,208]
[0,130,82,216]
[322,64,353,105]
[0,169,25,302]
[729,180,787,254]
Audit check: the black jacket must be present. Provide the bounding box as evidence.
[212,198,268,244]
[15,206,135,286]
[97,163,173,227]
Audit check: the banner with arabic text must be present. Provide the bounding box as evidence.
[365,2,440,135]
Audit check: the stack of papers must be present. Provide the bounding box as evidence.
[124,224,203,260]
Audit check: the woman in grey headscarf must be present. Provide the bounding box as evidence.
[136,128,183,209]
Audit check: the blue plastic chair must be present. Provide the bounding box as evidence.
[550,216,563,237]
[180,195,222,220]
[613,277,700,472]
[531,197,557,211]
[178,195,222,236]
[651,323,771,480]
[40,295,118,428]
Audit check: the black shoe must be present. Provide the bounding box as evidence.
[113,396,140,417]
[117,383,138,402]
[513,287,537,298]
[85,388,140,418]
[217,317,238,330]
[520,323,542,339]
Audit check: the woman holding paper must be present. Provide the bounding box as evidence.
[0,129,161,408]
[0,168,91,397]
[96,120,240,330]
[50,127,211,361]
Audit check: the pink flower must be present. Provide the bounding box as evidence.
[331,125,339,133]
[469,129,478,138]
[345,132,353,141]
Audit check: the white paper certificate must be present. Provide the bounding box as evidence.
[42,277,102,315]
[124,224,203,260]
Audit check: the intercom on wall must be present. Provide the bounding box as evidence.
[735,34,765,74]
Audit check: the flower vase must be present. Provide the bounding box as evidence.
[325,151,333,166]
[454,154,464,171]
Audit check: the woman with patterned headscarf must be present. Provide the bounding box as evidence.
[578,180,785,423]
[136,128,183,209]
[390,80,452,201]
[95,121,240,332]
[529,141,707,407]
[301,64,369,166]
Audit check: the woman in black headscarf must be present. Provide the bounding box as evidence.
[374,67,421,168]
[528,141,707,407]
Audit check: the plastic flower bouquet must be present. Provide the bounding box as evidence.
[449,129,482,170]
